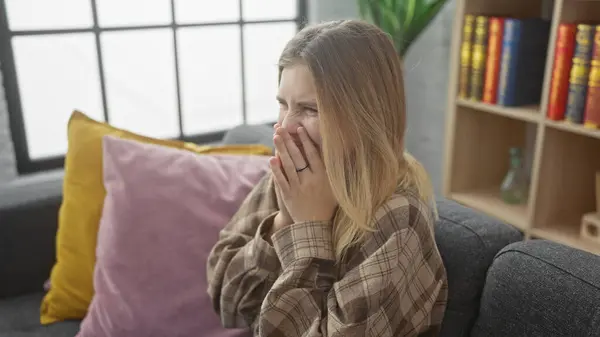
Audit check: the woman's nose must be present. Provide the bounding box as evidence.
[281,118,300,134]
[281,121,300,134]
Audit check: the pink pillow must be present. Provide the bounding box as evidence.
[76,136,269,337]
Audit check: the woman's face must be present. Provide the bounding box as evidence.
[276,64,321,152]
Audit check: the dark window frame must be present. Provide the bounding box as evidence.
[0,0,308,175]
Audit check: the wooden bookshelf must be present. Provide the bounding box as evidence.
[444,0,600,255]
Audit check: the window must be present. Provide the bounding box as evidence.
[0,0,307,174]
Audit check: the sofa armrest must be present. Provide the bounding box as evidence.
[0,170,63,299]
[434,199,523,336]
[471,240,600,337]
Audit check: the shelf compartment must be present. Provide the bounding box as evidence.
[448,106,537,229]
[532,126,600,254]
[457,98,541,123]
[545,119,600,140]
[452,189,529,230]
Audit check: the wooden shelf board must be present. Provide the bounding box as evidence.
[545,119,600,140]
[456,98,540,123]
[531,226,600,255]
[450,189,529,231]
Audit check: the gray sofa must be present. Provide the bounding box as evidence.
[1,125,600,336]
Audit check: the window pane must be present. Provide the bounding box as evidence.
[101,29,179,139]
[96,0,171,27]
[244,22,296,125]
[242,0,297,21]
[12,33,104,159]
[178,26,243,134]
[5,0,93,31]
[175,0,239,24]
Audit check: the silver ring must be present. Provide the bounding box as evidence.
[295,164,309,172]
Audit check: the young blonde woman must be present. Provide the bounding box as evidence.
[207,19,448,336]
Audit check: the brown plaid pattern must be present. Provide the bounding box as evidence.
[207,173,448,336]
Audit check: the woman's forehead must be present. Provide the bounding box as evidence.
[278,65,316,100]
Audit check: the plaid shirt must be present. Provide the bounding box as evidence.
[207,173,448,336]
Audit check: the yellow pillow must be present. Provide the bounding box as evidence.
[41,111,272,324]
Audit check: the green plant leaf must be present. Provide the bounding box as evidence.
[368,0,383,27]
[403,0,417,30]
[391,0,407,52]
[384,0,395,9]
[400,0,447,55]
[357,0,381,26]
[381,6,400,34]
[358,0,369,19]
[357,0,448,56]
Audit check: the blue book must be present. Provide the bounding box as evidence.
[497,18,551,106]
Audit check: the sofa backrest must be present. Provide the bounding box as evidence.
[0,168,525,337]
[0,170,63,299]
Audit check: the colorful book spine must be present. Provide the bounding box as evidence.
[497,18,551,106]
[483,17,504,104]
[458,15,475,99]
[566,24,596,124]
[497,19,519,105]
[584,26,600,128]
[547,23,577,120]
[469,16,489,101]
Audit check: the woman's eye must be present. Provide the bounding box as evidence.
[305,107,318,114]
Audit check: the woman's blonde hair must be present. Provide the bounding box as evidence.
[278,20,437,260]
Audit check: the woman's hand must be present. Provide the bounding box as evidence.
[272,123,294,227]
[271,184,293,236]
[270,126,337,223]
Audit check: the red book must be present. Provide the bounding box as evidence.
[547,23,577,120]
[482,17,504,104]
[584,26,600,128]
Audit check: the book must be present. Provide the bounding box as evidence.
[458,15,475,99]
[547,23,577,120]
[565,24,595,124]
[469,16,489,101]
[584,26,600,128]
[497,18,551,106]
[483,17,505,104]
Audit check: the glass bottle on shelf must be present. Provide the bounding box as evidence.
[500,147,529,205]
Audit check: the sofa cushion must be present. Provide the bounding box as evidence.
[0,292,80,336]
[76,137,268,337]
[434,198,523,337]
[471,240,600,337]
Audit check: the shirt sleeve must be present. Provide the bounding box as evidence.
[257,194,448,337]
[206,172,283,329]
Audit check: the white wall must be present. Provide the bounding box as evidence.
[308,0,359,22]
[403,3,455,196]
